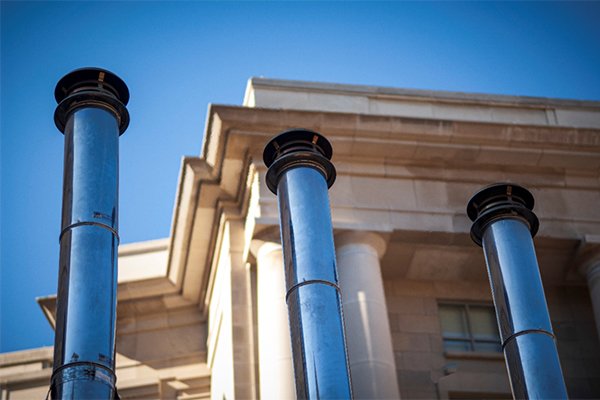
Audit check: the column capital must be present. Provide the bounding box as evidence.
[250,239,281,260]
[335,230,389,258]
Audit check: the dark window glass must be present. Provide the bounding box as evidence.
[439,303,501,353]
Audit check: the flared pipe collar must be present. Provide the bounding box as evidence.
[263,129,336,194]
[467,182,539,246]
[54,67,130,134]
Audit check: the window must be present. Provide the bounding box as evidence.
[439,303,501,353]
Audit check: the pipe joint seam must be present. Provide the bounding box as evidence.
[55,90,129,134]
[472,211,537,247]
[501,329,556,350]
[265,151,335,194]
[59,221,120,242]
[285,279,342,303]
[50,361,116,388]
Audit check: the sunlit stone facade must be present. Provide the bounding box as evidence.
[2,79,600,399]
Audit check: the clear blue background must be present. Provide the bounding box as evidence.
[2,1,599,353]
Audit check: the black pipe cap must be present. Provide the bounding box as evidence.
[54,67,130,134]
[262,129,336,193]
[467,182,535,221]
[467,182,539,246]
[55,67,129,105]
[263,129,333,167]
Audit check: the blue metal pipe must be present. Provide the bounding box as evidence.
[51,68,129,399]
[264,129,352,399]
[468,183,568,399]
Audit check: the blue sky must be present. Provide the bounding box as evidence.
[1,1,599,353]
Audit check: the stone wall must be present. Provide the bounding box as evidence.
[384,278,600,399]
[548,286,600,398]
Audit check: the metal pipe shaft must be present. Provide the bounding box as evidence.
[467,183,568,399]
[51,68,130,399]
[263,129,353,399]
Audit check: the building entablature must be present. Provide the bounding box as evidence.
[165,88,599,313]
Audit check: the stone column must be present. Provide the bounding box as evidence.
[580,258,600,341]
[335,231,400,399]
[585,257,600,336]
[251,240,295,399]
[576,236,600,342]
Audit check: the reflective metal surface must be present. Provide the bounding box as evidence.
[54,225,118,369]
[481,218,568,399]
[503,332,568,399]
[277,166,352,399]
[60,108,119,232]
[482,219,553,342]
[278,168,338,288]
[51,363,116,400]
[51,68,127,400]
[265,129,353,399]
[287,283,350,399]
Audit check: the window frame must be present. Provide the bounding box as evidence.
[438,301,502,354]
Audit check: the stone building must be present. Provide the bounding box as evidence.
[2,78,600,399]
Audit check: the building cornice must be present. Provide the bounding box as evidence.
[163,102,600,313]
[203,105,600,171]
[247,77,600,110]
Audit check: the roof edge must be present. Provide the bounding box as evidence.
[248,77,600,109]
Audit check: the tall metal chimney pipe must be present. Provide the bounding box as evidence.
[467,183,568,399]
[263,129,353,399]
[50,68,129,399]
